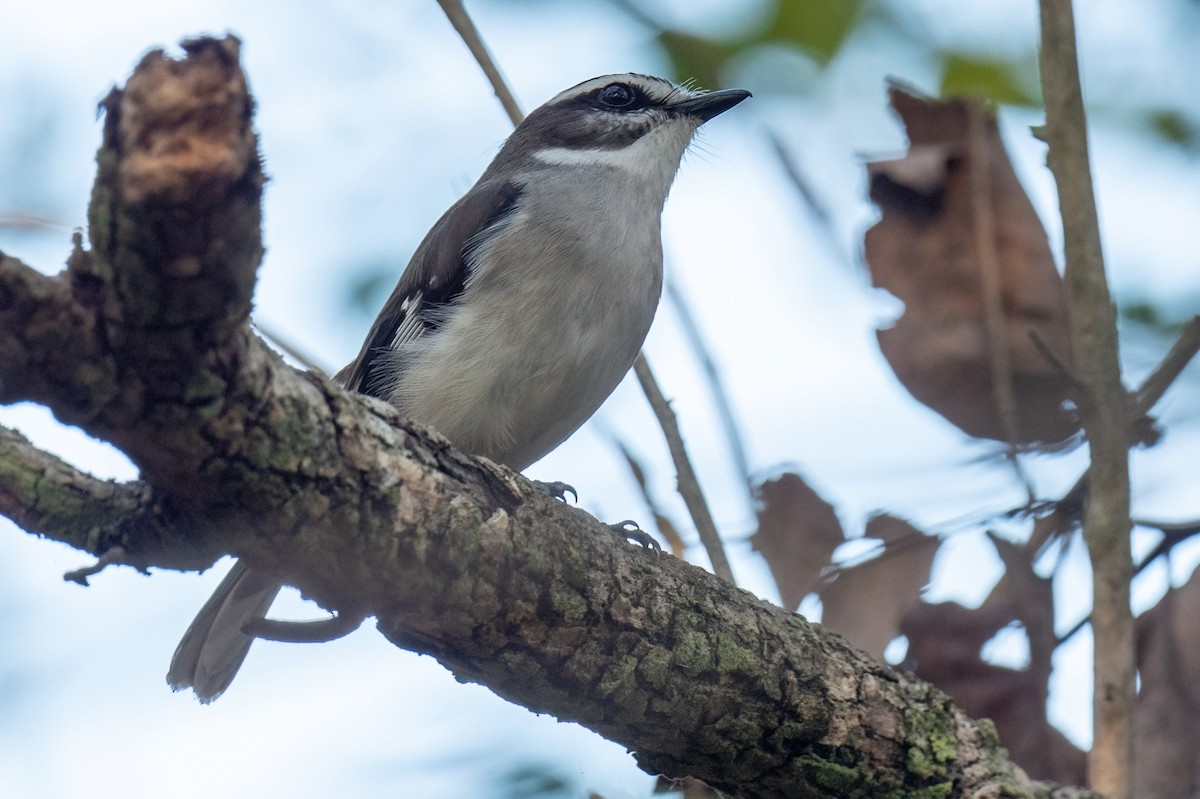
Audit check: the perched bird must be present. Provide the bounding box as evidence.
[168,73,751,701]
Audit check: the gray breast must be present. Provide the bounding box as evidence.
[387,168,665,469]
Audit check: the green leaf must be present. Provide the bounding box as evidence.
[1119,300,1191,335]
[939,52,1040,106]
[656,29,732,90]
[347,267,393,313]
[501,763,573,798]
[1146,109,1200,150]
[763,0,865,65]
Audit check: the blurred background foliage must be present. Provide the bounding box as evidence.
[350,0,1200,329]
[3,1,1200,797]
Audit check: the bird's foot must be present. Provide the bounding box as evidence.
[609,520,661,551]
[532,482,658,550]
[533,480,577,503]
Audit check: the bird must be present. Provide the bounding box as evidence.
[167,73,751,702]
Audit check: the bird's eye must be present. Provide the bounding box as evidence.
[597,83,636,108]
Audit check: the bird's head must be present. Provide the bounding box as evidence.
[488,73,750,192]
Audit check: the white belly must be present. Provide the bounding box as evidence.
[389,233,662,469]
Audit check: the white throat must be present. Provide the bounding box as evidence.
[532,120,698,198]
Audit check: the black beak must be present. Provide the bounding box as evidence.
[666,88,752,122]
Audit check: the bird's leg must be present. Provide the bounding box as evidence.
[244,612,365,643]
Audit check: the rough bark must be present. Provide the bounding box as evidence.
[0,35,1100,799]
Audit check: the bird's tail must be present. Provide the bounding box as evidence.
[166,560,281,702]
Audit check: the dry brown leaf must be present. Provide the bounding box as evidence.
[986,534,1056,665]
[1133,567,1200,798]
[751,473,845,610]
[818,515,939,660]
[1161,563,1200,707]
[899,534,1085,785]
[864,84,1079,444]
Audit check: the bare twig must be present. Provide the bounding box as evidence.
[1133,518,1200,538]
[1029,327,1086,394]
[64,547,130,586]
[1057,517,1200,645]
[1039,1,1134,795]
[254,321,329,377]
[1028,314,1200,558]
[1133,315,1200,414]
[610,435,687,556]
[966,100,1037,501]
[967,100,1022,448]
[0,211,67,232]
[764,128,853,266]
[634,355,734,584]
[764,129,833,230]
[666,280,754,498]
[435,0,523,126]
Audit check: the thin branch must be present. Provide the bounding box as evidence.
[1133,315,1200,415]
[967,100,1022,447]
[0,211,67,232]
[254,320,329,377]
[1029,327,1086,395]
[1027,315,1200,556]
[64,546,130,586]
[1039,1,1134,795]
[0,425,205,570]
[634,355,734,584]
[1133,518,1200,538]
[665,280,754,497]
[1057,518,1200,645]
[607,432,687,556]
[764,128,834,231]
[966,100,1039,503]
[763,128,854,266]
[435,0,524,126]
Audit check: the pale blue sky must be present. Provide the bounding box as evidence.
[2,1,1199,796]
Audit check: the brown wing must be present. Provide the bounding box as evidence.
[335,180,523,396]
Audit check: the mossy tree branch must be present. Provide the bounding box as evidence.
[0,35,1105,798]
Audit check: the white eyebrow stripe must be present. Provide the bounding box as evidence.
[546,74,694,105]
[532,146,637,170]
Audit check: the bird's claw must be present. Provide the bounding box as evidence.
[609,520,661,551]
[531,483,657,550]
[533,480,577,503]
